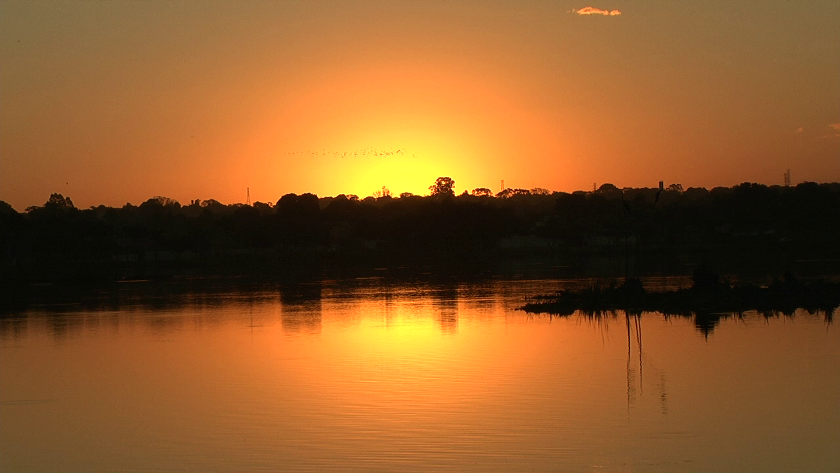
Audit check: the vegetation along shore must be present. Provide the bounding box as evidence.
[2,180,839,283]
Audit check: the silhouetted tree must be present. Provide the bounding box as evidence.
[472,188,493,197]
[429,177,455,197]
[45,193,75,210]
[276,193,324,244]
[277,193,320,217]
[5,182,840,284]
[0,200,16,217]
[252,201,274,215]
[200,199,228,215]
[140,196,180,212]
[372,186,392,198]
[496,188,530,198]
[595,184,622,200]
[324,194,357,218]
[597,183,618,193]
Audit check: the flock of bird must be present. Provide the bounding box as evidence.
[283,148,418,159]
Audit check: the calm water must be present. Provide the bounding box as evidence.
[2,279,839,472]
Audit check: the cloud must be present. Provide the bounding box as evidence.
[795,127,804,133]
[575,7,621,16]
[829,123,840,131]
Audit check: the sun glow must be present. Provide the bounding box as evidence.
[348,153,440,197]
[278,122,479,198]
[250,60,510,199]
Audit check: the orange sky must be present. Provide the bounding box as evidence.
[1,1,838,210]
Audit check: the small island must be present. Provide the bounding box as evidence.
[520,266,840,325]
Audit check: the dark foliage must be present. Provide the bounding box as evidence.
[2,182,839,282]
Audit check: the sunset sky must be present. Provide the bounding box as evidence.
[1,0,838,211]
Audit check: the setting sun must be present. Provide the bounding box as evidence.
[3,1,837,209]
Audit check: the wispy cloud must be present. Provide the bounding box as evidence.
[829,123,840,131]
[795,127,804,133]
[574,7,622,16]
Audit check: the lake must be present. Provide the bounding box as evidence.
[2,278,838,472]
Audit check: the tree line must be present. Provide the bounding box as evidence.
[1,179,839,282]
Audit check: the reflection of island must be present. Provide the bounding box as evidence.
[521,267,839,335]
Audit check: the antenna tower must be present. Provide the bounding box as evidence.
[784,169,791,187]
[501,180,505,192]
[246,187,251,205]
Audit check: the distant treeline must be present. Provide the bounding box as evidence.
[2,181,839,282]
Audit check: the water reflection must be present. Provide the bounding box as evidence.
[1,279,838,473]
[279,282,323,334]
[3,278,837,344]
[624,312,669,415]
[435,286,459,334]
[0,316,27,341]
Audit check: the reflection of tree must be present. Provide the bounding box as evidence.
[0,317,27,341]
[692,311,723,339]
[280,309,322,334]
[435,286,459,334]
[438,311,457,333]
[626,312,638,408]
[279,283,322,334]
[624,311,668,414]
